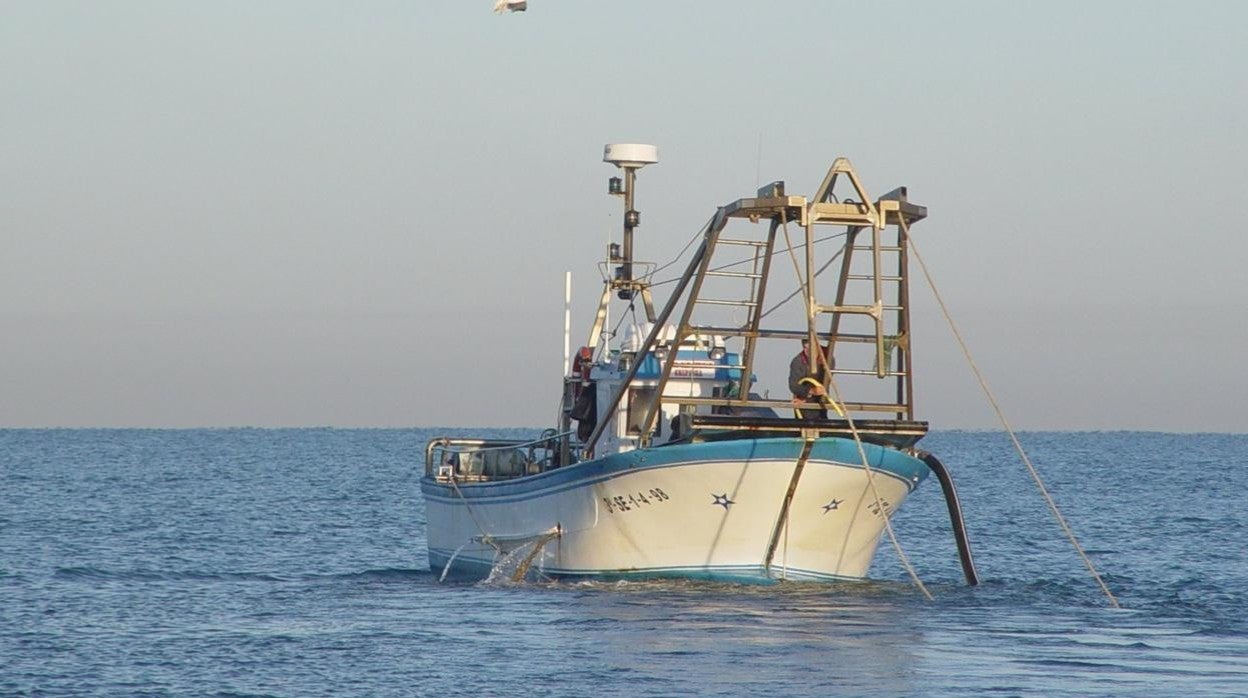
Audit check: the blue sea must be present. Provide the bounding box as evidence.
[2,429,1246,696]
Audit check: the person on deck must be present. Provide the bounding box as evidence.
[789,338,830,419]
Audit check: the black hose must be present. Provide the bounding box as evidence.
[918,450,980,586]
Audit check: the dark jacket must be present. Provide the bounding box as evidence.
[789,349,827,399]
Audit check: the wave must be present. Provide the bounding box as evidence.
[52,566,435,584]
[323,567,433,582]
[53,567,285,583]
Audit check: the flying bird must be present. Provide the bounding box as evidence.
[493,0,527,12]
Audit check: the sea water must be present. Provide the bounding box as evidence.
[2,429,1246,696]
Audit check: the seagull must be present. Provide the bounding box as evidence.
[493,0,527,12]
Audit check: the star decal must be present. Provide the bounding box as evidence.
[821,498,843,514]
[711,493,735,510]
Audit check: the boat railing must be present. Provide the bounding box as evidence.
[424,430,579,482]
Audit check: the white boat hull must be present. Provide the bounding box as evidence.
[421,437,930,582]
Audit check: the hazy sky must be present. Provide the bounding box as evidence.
[3,1,1246,431]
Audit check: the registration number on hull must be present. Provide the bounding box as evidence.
[602,487,671,514]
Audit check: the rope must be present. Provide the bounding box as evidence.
[651,220,709,277]
[440,436,575,581]
[447,472,563,584]
[778,213,810,316]
[447,474,500,553]
[596,299,635,363]
[649,231,847,289]
[778,211,930,599]
[758,246,845,320]
[764,438,816,577]
[905,225,1121,609]
[825,378,934,601]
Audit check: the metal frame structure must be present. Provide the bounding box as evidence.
[582,158,928,454]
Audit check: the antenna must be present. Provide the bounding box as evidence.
[603,143,658,299]
[755,131,763,188]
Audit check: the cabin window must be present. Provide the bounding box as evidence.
[626,387,658,436]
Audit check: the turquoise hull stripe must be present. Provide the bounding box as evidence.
[421,436,928,505]
[429,549,863,584]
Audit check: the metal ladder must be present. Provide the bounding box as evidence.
[685,212,780,394]
[584,161,927,452]
[811,159,918,420]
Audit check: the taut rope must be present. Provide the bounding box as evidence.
[778,212,931,598]
[825,379,934,601]
[447,474,501,554]
[905,225,1120,609]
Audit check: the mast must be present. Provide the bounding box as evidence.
[604,144,658,321]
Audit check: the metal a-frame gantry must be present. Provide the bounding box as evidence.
[585,158,928,453]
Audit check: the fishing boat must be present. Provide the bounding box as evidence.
[421,144,978,584]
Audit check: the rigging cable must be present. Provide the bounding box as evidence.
[905,222,1121,609]
[446,472,502,552]
[649,232,847,290]
[759,211,823,581]
[826,376,934,601]
[651,219,710,277]
[777,211,932,600]
[440,434,574,582]
[590,296,637,364]
[777,210,810,313]
[757,246,844,321]
[605,299,638,355]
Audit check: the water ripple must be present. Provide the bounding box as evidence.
[1,428,1245,697]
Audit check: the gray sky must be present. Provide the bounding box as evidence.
[2,1,1245,431]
